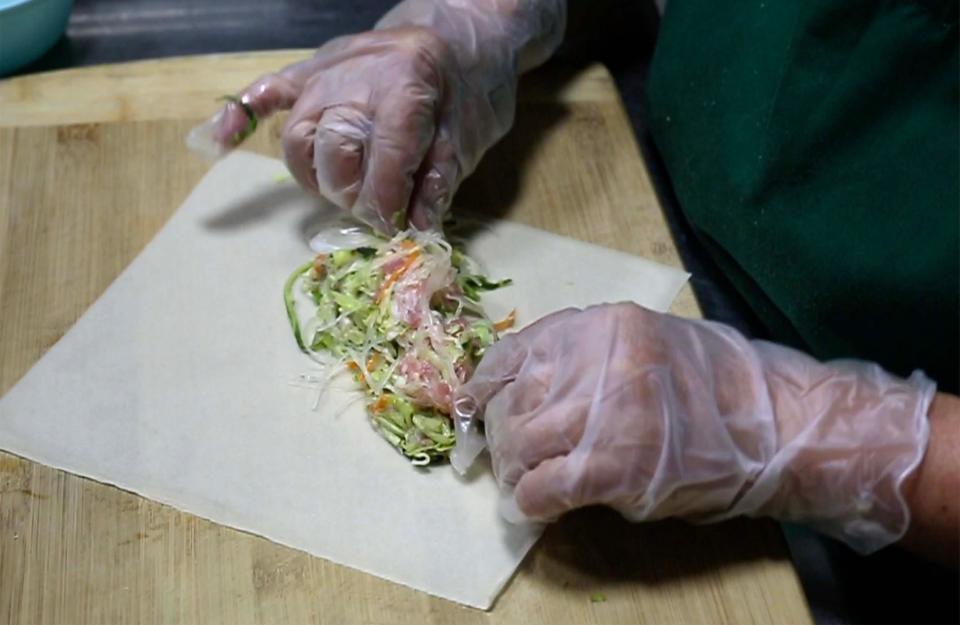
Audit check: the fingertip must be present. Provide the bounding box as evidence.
[408,200,443,232]
[186,104,252,159]
[217,102,253,144]
[408,173,451,231]
[354,159,417,235]
[514,456,573,521]
[498,488,534,524]
[514,448,624,521]
[409,141,460,231]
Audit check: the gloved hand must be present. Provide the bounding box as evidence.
[454,303,935,554]
[187,0,566,232]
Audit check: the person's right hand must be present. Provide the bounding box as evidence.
[187,0,566,233]
[455,303,935,555]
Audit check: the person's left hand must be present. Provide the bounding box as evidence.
[188,26,514,233]
[186,0,567,233]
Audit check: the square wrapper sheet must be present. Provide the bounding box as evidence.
[0,152,688,609]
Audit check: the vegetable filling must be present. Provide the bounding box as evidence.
[285,229,513,465]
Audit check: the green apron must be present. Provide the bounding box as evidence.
[646,0,958,391]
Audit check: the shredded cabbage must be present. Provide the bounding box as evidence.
[285,229,513,465]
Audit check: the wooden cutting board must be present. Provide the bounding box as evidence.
[0,51,813,625]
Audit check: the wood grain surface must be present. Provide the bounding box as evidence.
[0,52,813,625]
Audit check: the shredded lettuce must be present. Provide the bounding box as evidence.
[285,229,513,464]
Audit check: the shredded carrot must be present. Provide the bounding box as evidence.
[375,250,422,303]
[366,353,381,372]
[494,309,517,332]
[399,240,418,250]
[371,395,391,414]
[312,253,328,277]
[346,360,360,372]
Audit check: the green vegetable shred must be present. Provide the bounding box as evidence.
[285,229,513,465]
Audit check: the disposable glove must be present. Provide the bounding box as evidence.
[187,0,566,232]
[454,303,934,554]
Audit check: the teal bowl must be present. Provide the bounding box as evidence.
[0,0,73,76]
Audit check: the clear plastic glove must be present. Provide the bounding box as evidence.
[187,0,566,233]
[454,303,934,554]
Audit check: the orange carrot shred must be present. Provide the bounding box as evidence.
[494,309,517,332]
[374,250,422,303]
[312,253,328,276]
[372,395,390,414]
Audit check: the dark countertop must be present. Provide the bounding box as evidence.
[12,2,958,624]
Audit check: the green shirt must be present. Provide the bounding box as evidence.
[646,0,959,391]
